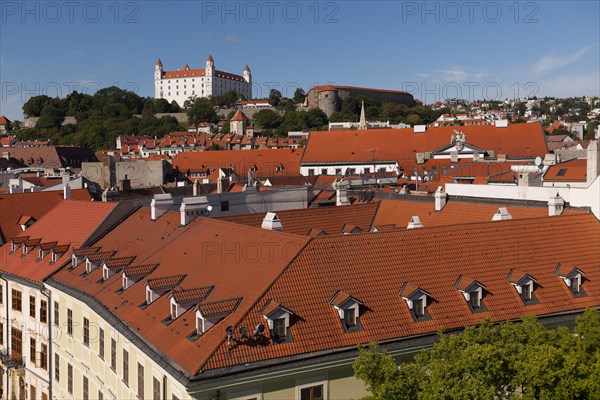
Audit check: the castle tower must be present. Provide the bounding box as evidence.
[230,109,249,136]
[243,65,252,99]
[154,59,163,98]
[205,55,215,97]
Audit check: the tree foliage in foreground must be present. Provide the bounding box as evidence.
[353,308,600,400]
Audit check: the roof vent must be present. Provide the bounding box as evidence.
[494,119,509,128]
[413,125,426,133]
[332,179,350,206]
[492,207,512,221]
[407,216,423,229]
[151,194,174,221]
[261,212,283,231]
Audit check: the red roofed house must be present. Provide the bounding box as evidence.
[230,109,250,136]
[37,200,600,399]
[0,116,11,134]
[154,55,251,108]
[0,200,134,400]
[300,122,548,177]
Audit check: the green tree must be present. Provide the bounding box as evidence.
[268,89,283,107]
[186,98,219,125]
[253,109,283,129]
[354,309,600,400]
[23,95,53,117]
[293,88,306,104]
[36,104,65,129]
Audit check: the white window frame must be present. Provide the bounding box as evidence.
[295,376,328,400]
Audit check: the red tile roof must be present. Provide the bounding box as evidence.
[49,207,310,376]
[544,159,587,181]
[203,214,600,372]
[172,286,213,303]
[0,189,92,243]
[123,264,159,277]
[147,275,186,290]
[302,123,548,164]
[197,298,243,316]
[0,116,11,125]
[0,201,118,283]
[173,148,302,179]
[231,109,249,122]
[217,202,380,236]
[372,198,586,229]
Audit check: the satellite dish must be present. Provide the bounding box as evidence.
[535,156,543,168]
[226,326,235,336]
[239,326,249,337]
[254,323,265,336]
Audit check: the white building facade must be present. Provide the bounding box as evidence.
[154,55,252,107]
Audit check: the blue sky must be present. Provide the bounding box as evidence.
[1,0,599,120]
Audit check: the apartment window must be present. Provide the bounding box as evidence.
[571,275,581,294]
[171,302,177,319]
[30,385,36,400]
[220,200,230,212]
[98,391,104,400]
[335,168,342,175]
[30,295,36,318]
[522,283,533,301]
[138,363,145,399]
[11,327,22,357]
[123,349,129,386]
[300,384,324,400]
[153,377,161,400]
[83,317,90,346]
[321,168,328,175]
[99,328,105,360]
[54,301,59,325]
[273,318,286,338]
[413,299,425,317]
[0,285,3,304]
[30,337,36,362]
[111,338,117,371]
[364,168,371,174]
[40,343,47,370]
[55,353,60,382]
[344,309,356,327]
[40,300,47,324]
[470,292,481,309]
[11,289,22,311]
[82,375,89,400]
[67,308,73,335]
[0,324,3,346]
[42,392,48,400]
[68,363,73,394]
[308,169,315,176]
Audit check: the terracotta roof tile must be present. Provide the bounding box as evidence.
[197,298,242,316]
[123,264,159,277]
[86,251,118,263]
[544,159,587,181]
[104,256,136,268]
[147,275,187,290]
[172,286,213,303]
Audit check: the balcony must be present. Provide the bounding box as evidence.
[0,349,25,369]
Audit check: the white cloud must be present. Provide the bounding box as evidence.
[433,68,490,82]
[104,63,119,70]
[225,33,241,43]
[532,45,594,75]
[536,72,600,97]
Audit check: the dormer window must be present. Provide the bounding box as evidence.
[329,291,363,332]
[260,301,294,343]
[508,269,538,305]
[455,276,487,313]
[556,265,586,297]
[191,298,242,339]
[141,275,186,309]
[399,282,431,321]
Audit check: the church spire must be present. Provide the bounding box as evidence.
[358,101,367,130]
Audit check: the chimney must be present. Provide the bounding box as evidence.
[151,193,174,220]
[407,216,423,229]
[2,151,9,160]
[413,125,426,133]
[216,178,223,194]
[586,140,599,184]
[63,183,71,200]
[179,196,210,226]
[548,193,564,216]
[494,119,509,128]
[492,207,512,221]
[61,173,69,186]
[450,151,459,163]
[434,186,447,211]
[332,179,350,206]
[261,212,283,231]
[193,180,200,196]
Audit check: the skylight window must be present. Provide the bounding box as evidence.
[556,168,567,177]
